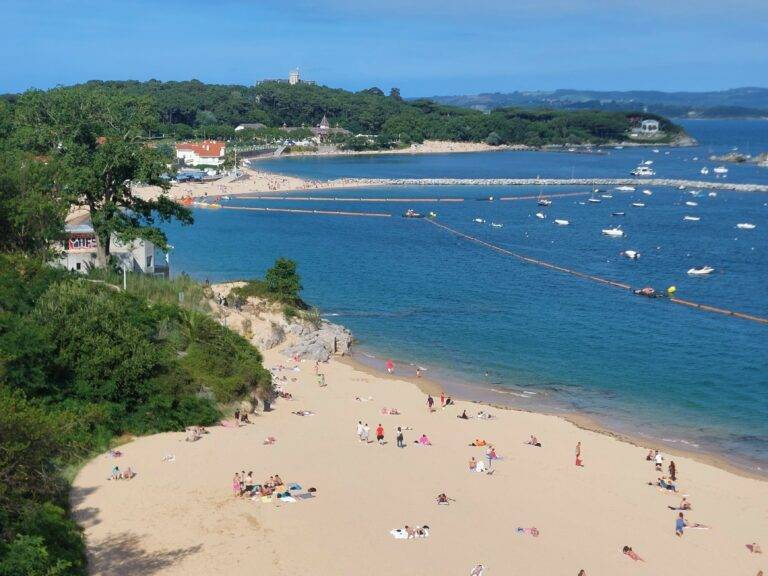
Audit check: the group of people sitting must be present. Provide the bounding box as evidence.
[109,465,135,480]
[233,471,284,498]
[185,425,209,442]
[233,409,252,425]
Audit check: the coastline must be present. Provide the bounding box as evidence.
[71,329,768,575]
[342,349,768,482]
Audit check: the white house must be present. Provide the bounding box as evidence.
[175,140,227,167]
[58,222,164,275]
[640,119,660,134]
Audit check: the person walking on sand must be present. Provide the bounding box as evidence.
[427,395,435,412]
[376,423,385,444]
[362,423,370,443]
[669,460,677,481]
[356,420,364,441]
[386,359,394,374]
[575,442,584,467]
[654,450,663,471]
[396,426,405,448]
[440,392,445,407]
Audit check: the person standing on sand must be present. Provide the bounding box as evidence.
[376,423,385,444]
[669,460,677,481]
[575,442,584,467]
[654,450,663,471]
[440,392,445,407]
[427,395,435,412]
[386,359,394,374]
[356,420,364,441]
[396,426,405,448]
[362,423,370,443]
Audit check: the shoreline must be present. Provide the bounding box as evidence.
[341,349,768,482]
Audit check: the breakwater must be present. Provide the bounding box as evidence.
[325,177,768,193]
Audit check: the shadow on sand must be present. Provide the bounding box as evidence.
[88,532,202,575]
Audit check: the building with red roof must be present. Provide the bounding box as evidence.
[175,140,227,167]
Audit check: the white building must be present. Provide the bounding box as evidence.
[58,223,164,275]
[175,140,226,167]
[289,69,300,85]
[640,119,660,134]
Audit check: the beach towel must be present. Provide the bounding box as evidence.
[278,495,297,503]
[296,493,315,500]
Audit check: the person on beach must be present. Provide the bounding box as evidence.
[440,392,445,407]
[376,423,385,444]
[654,450,663,471]
[417,433,432,446]
[386,359,394,374]
[427,395,435,412]
[622,546,644,561]
[675,512,690,536]
[577,571,586,576]
[527,435,542,447]
[436,493,452,505]
[575,442,584,467]
[669,496,692,511]
[416,367,422,378]
[469,457,477,471]
[470,564,485,576]
[362,423,370,443]
[486,445,498,464]
[746,543,762,554]
[396,426,405,448]
[669,460,677,481]
[646,449,654,461]
[356,420,364,441]
[458,410,469,419]
[232,473,242,497]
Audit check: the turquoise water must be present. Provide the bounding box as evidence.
[165,120,768,472]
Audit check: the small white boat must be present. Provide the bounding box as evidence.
[700,167,710,175]
[736,223,756,230]
[535,212,546,219]
[678,185,686,190]
[713,166,728,174]
[708,192,717,198]
[621,250,640,260]
[631,165,655,177]
[587,197,602,204]
[602,227,624,237]
[554,219,570,226]
[683,216,701,222]
[642,189,653,196]
[491,222,504,228]
[474,218,486,224]
[643,160,654,165]
[601,194,613,199]
[687,266,715,276]
[653,149,660,154]
[631,202,645,208]
[685,201,698,207]
[612,211,626,216]
[689,190,701,196]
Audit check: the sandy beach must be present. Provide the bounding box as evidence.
[72,300,768,575]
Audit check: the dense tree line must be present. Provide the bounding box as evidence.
[2,80,682,146]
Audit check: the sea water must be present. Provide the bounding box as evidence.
[165,120,768,472]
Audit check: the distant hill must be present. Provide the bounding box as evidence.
[423,87,768,118]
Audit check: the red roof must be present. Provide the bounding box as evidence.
[175,140,226,158]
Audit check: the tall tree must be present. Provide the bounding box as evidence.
[13,87,193,266]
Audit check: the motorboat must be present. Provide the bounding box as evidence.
[683,216,701,221]
[535,212,547,219]
[643,160,654,165]
[403,209,425,218]
[713,166,729,175]
[537,198,552,206]
[631,202,645,208]
[587,197,602,204]
[602,227,625,237]
[642,189,653,196]
[554,219,570,226]
[621,250,640,260]
[631,165,655,177]
[601,193,613,199]
[615,186,635,191]
[685,201,698,207]
[700,167,710,175]
[473,218,486,224]
[428,211,437,219]
[653,149,660,154]
[612,212,626,216]
[736,223,756,230]
[688,190,701,197]
[491,222,504,228]
[687,266,714,276]
[708,192,717,198]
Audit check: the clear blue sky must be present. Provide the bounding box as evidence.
[2,0,766,96]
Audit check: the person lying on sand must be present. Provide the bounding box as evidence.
[458,410,469,419]
[292,410,314,416]
[416,434,432,446]
[526,435,542,447]
[263,436,276,445]
[746,542,762,554]
[477,411,494,419]
[668,497,692,511]
[469,564,485,576]
[648,476,677,492]
[622,546,644,561]
[436,493,455,505]
[469,439,487,447]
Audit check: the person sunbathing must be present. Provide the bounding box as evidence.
[746,543,762,554]
[669,497,692,511]
[122,466,135,480]
[648,476,677,492]
[470,439,487,446]
[436,493,453,505]
[622,546,644,561]
[526,435,542,447]
[292,410,314,416]
[417,434,432,445]
[470,564,485,576]
[405,525,415,539]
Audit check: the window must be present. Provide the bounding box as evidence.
[76,262,81,270]
[146,256,153,268]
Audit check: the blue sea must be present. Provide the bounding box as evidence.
[165,120,768,473]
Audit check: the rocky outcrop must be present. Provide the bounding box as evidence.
[710,151,768,167]
[281,320,353,362]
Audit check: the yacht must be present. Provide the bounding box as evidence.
[736,223,756,230]
[554,219,570,226]
[537,198,552,206]
[713,166,729,175]
[587,197,602,204]
[683,216,701,222]
[687,266,715,276]
[708,192,717,198]
[491,222,504,228]
[602,227,625,237]
[642,189,653,196]
[535,212,547,219]
[685,201,698,207]
[473,218,486,224]
[631,202,645,208]
[621,250,640,260]
[612,212,626,216]
[616,186,636,192]
[631,165,655,177]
